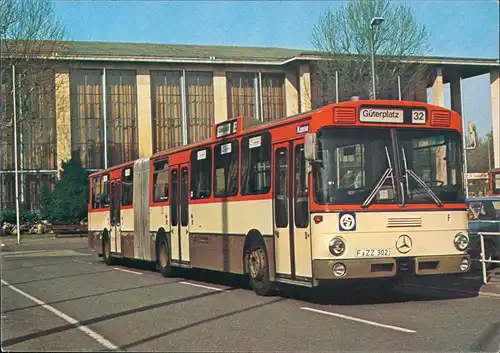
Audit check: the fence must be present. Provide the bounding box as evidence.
[479,232,500,284]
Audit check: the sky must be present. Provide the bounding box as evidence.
[53,0,500,138]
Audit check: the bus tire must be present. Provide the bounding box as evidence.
[157,235,175,277]
[246,238,275,296]
[102,233,114,265]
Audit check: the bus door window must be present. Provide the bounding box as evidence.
[110,182,116,225]
[274,147,289,228]
[294,144,309,229]
[181,167,189,227]
[122,167,134,206]
[170,169,178,227]
[101,175,110,208]
[114,180,121,226]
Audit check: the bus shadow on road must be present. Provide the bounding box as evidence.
[107,258,484,305]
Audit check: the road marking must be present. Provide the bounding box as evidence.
[300,307,416,333]
[113,267,143,275]
[180,281,227,292]
[1,279,118,350]
[74,260,93,265]
[403,283,500,299]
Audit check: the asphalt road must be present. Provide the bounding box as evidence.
[1,237,499,352]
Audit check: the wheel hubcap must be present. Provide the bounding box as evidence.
[249,248,266,281]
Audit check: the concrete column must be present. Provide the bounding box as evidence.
[213,70,228,123]
[432,66,445,107]
[136,68,153,157]
[491,68,500,168]
[299,64,312,113]
[55,67,71,175]
[285,70,299,116]
[449,76,462,116]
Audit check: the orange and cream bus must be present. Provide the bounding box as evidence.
[488,168,500,196]
[88,99,473,296]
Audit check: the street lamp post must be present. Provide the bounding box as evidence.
[370,17,384,99]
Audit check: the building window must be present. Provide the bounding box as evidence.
[241,132,271,195]
[122,167,133,206]
[227,72,285,122]
[213,140,239,198]
[151,70,183,152]
[186,72,214,144]
[261,73,285,122]
[106,70,139,166]
[190,147,212,199]
[227,72,256,118]
[70,69,105,169]
[153,158,169,202]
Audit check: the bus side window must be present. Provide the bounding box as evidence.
[122,167,134,206]
[153,159,169,202]
[294,144,309,228]
[214,140,239,197]
[241,132,271,195]
[92,176,101,209]
[190,147,212,199]
[101,174,110,208]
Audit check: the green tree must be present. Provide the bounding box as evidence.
[310,0,431,100]
[40,157,90,224]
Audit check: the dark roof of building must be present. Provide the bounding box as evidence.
[62,40,307,61]
[2,40,498,69]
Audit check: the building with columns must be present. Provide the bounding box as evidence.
[1,40,498,210]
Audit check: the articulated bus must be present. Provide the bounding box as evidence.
[88,99,473,296]
[488,168,500,196]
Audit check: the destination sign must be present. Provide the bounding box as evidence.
[359,108,404,124]
[215,119,238,138]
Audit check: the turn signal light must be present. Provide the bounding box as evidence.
[313,215,323,224]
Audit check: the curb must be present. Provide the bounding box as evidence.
[402,283,500,299]
[54,234,87,239]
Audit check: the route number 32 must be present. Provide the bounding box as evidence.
[412,110,426,124]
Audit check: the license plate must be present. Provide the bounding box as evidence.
[355,248,390,257]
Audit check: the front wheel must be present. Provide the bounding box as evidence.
[247,240,275,296]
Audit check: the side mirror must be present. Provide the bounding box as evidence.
[304,133,318,162]
[466,123,477,150]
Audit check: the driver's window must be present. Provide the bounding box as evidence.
[410,136,448,186]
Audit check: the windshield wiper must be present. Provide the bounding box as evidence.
[401,147,443,207]
[361,146,395,208]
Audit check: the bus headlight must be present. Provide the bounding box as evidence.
[329,237,346,256]
[454,233,469,251]
[332,262,347,277]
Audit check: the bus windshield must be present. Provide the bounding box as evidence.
[314,127,396,205]
[313,127,464,205]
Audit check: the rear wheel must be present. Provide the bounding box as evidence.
[157,238,176,277]
[247,239,275,296]
[102,235,114,265]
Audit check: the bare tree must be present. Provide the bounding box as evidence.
[310,0,431,102]
[1,0,67,211]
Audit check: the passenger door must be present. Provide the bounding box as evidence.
[109,179,122,254]
[169,164,190,265]
[292,142,312,281]
[273,142,292,277]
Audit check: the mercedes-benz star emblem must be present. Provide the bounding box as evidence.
[396,234,412,254]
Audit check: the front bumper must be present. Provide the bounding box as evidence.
[313,254,470,280]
